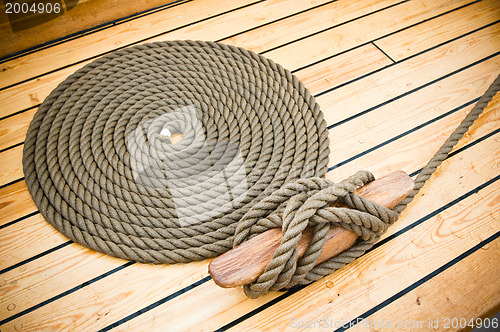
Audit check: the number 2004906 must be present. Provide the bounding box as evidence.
[5,2,61,14]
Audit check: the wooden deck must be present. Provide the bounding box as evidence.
[1,0,499,331]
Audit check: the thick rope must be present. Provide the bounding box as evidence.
[394,74,500,213]
[23,41,330,264]
[22,39,500,298]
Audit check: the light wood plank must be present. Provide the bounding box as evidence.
[0,65,83,119]
[96,131,500,331]
[264,0,473,71]
[0,214,68,271]
[0,0,336,89]
[317,23,500,126]
[0,145,23,187]
[219,0,399,53]
[330,93,500,182]
[360,239,500,331]
[375,0,500,61]
[0,109,35,151]
[0,181,37,227]
[328,56,500,172]
[296,43,392,95]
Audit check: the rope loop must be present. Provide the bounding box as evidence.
[234,170,399,298]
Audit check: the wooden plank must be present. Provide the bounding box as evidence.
[295,43,392,95]
[0,214,67,271]
[330,93,500,182]
[0,65,83,119]
[0,109,35,151]
[219,0,399,53]
[375,0,500,61]
[0,145,23,187]
[0,0,337,89]
[317,23,500,126]
[264,0,473,71]
[0,0,185,59]
[87,130,500,331]
[0,0,395,120]
[328,56,500,171]
[362,238,500,331]
[0,181,37,227]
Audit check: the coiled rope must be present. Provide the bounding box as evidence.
[22,40,500,298]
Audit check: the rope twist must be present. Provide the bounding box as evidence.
[234,170,398,298]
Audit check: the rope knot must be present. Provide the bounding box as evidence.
[233,170,399,298]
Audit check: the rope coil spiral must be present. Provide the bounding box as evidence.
[22,38,500,298]
[23,40,330,264]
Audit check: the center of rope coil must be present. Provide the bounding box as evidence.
[234,170,399,298]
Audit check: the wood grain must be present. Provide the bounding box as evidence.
[264,0,472,71]
[327,56,500,171]
[317,23,500,126]
[0,180,37,227]
[375,0,500,61]
[0,108,35,151]
[330,93,500,182]
[209,171,414,288]
[104,131,500,332]
[0,214,67,271]
[0,145,23,187]
[295,43,392,95]
[363,238,500,331]
[0,65,83,119]
[220,0,400,53]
